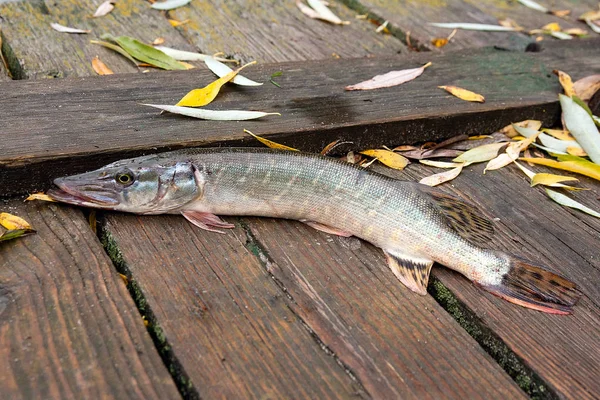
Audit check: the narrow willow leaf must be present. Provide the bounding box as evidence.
[345,62,431,91]
[585,19,600,34]
[429,22,516,31]
[204,57,263,86]
[419,160,464,168]
[92,56,114,75]
[551,9,571,17]
[513,161,536,179]
[520,157,600,181]
[545,189,600,218]
[485,130,540,172]
[453,142,507,166]
[153,46,232,63]
[553,70,575,97]
[375,20,389,33]
[438,85,485,102]
[0,229,36,242]
[244,129,299,151]
[517,0,548,13]
[566,147,587,157]
[579,9,600,21]
[305,0,349,25]
[532,143,568,155]
[93,0,115,17]
[560,94,600,164]
[573,74,600,102]
[153,37,165,45]
[25,193,56,202]
[564,28,588,36]
[151,0,192,10]
[51,23,90,34]
[550,31,573,40]
[91,39,138,65]
[176,61,256,107]
[541,128,574,141]
[500,120,542,138]
[419,165,463,186]
[101,34,187,70]
[142,104,280,121]
[0,213,32,230]
[169,19,190,27]
[531,173,578,187]
[360,149,409,170]
[321,140,341,155]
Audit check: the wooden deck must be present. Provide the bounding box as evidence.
[1,0,599,398]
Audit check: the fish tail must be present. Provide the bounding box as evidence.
[479,257,582,315]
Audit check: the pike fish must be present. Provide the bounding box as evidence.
[48,148,581,314]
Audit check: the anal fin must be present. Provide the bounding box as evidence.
[383,250,434,295]
[300,220,352,237]
[182,211,235,234]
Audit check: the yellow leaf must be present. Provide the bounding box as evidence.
[178,61,195,70]
[541,128,574,141]
[176,61,256,107]
[360,149,409,170]
[431,38,448,47]
[92,56,114,75]
[563,28,587,36]
[419,165,463,186]
[531,173,578,187]
[0,213,33,230]
[438,85,485,103]
[520,157,600,181]
[169,18,190,27]
[453,142,506,165]
[244,129,299,151]
[551,9,571,18]
[542,22,561,31]
[579,9,600,21]
[500,120,541,138]
[468,135,492,140]
[553,70,575,97]
[321,140,341,155]
[25,193,57,202]
[566,146,588,157]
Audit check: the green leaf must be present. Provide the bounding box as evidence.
[545,189,600,218]
[0,228,36,242]
[101,34,186,70]
[559,94,600,164]
[91,40,138,66]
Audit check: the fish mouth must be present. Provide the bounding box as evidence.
[48,178,119,208]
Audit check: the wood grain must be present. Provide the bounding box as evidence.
[0,201,180,399]
[370,160,600,398]
[243,217,524,399]
[103,213,366,399]
[168,0,405,63]
[2,39,599,196]
[0,0,195,79]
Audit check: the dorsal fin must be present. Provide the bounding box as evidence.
[383,250,433,295]
[417,184,494,246]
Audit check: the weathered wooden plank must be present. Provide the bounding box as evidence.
[2,39,599,196]
[0,0,194,79]
[0,201,180,399]
[243,217,525,398]
[370,161,600,398]
[102,214,367,399]
[169,0,405,63]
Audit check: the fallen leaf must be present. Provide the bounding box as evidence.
[375,20,389,33]
[438,85,485,102]
[399,148,463,159]
[50,23,90,34]
[566,146,588,157]
[25,193,57,202]
[419,165,464,186]
[551,10,571,18]
[520,155,600,181]
[306,0,349,25]
[560,94,600,164]
[545,189,600,218]
[93,0,115,17]
[514,161,585,190]
[484,129,540,172]
[0,229,36,242]
[345,62,431,91]
[531,173,578,187]
[585,19,600,34]
[453,142,507,166]
[579,9,600,21]
[553,70,575,97]
[168,18,190,27]
[0,212,32,230]
[152,37,165,45]
[498,18,524,30]
[176,61,256,107]
[549,31,573,40]
[360,149,409,170]
[153,46,233,63]
[392,145,417,152]
[419,160,464,168]
[573,74,600,101]
[142,104,280,121]
[91,39,138,66]
[321,140,342,155]
[244,129,299,151]
[517,0,548,13]
[429,22,516,31]
[512,123,580,155]
[151,0,192,10]
[542,22,561,31]
[92,56,114,75]
[431,38,448,47]
[563,28,588,36]
[204,57,262,86]
[500,119,542,137]
[101,34,187,70]
[541,128,574,141]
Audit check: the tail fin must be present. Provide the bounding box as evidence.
[480,258,582,315]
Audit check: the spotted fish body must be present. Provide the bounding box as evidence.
[49,148,581,314]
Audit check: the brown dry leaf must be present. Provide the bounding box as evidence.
[419,165,464,186]
[345,62,432,91]
[92,56,114,75]
[553,70,575,97]
[25,193,57,202]
[360,149,409,170]
[320,140,341,155]
[551,9,571,17]
[169,19,190,27]
[153,37,166,45]
[0,212,32,230]
[500,119,542,138]
[400,148,464,160]
[392,145,417,152]
[439,85,485,103]
[573,74,600,102]
[93,0,115,17]
[244,129,299,151]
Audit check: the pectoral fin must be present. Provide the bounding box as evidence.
[300,220,352,237]
[383,250,434,295]
[182,211,235,234]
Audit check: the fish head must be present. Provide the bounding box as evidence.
[48,156,202,214]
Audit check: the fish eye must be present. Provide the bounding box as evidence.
[115,170,135,186]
